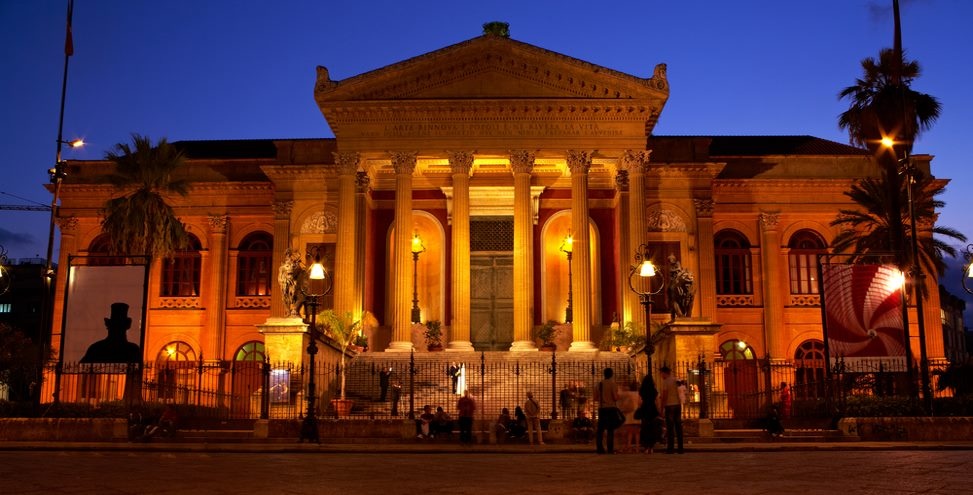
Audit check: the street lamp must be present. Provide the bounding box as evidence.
[410,231,425,324]
[897,149,933,413]
[628,243,664,369]
[961,244,973,295]
[560,233,574,323]
[299,255,332,443]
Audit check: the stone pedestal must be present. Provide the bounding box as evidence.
[257,317,309,365]
[655,318,721,366]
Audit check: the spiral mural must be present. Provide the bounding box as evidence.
[821,263,906,360]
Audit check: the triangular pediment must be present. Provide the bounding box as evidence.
[315,35,669,103]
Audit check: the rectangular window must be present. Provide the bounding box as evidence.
[0,303,11,313]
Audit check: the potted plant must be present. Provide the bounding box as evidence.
[353,333,368,353]
[424,320,444,351]
[602,321,645,353]
[537,319,560,351]
[319,310,372,417]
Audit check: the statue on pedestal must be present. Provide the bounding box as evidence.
[278,248,306,317]
[667,254,696,319]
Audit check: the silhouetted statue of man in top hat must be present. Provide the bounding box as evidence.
[81,302,142,364]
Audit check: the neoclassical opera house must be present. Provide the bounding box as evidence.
[51,30,947,382]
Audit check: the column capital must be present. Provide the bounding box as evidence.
[333,152,360,176]
[447,150,475,175]
[390,151,418,175]
[355,171,370,193]
[508,150,536,174]
[615,169,629,192]
[759,211,780,230]
[207,214,229,234]
[55,215,79,232]
[694,199,714,218]
[272,200,294,219]
[566,150,593,174]
[620,149,651,173]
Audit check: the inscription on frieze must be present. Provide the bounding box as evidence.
[355,121,628,139]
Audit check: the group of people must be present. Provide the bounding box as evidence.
[415,405,455,439]
[593,366,685,455]
[494,391,545,445]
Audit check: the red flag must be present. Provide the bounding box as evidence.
[64,0,74,56]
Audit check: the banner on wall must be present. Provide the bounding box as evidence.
[820,262,907,370]
[60,257,150,367]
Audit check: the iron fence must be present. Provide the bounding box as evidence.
[39,353,952,422]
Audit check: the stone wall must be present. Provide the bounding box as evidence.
[0,418,126,441]
[838,417,973,441]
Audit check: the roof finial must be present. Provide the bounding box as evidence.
[482,21,510,38]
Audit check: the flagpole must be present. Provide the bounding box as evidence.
[40,0,75,409]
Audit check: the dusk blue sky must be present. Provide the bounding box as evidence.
[2,1,972,305]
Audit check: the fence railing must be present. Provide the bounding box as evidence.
[39,354,952,422]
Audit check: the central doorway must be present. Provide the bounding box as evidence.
[470,254,514,350]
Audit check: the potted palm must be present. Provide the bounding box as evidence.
[537,320,560,351]
[424,320,444,351]
[319,310,372,417]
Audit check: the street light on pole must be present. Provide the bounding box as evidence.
[299,256,332,443]
[899,154,932,413]
[410,231,425,324]
[628,243,664,370]
[560,233,574,323]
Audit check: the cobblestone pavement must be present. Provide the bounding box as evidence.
[1,449,971,494]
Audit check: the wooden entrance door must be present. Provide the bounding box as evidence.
[470,254,513,350]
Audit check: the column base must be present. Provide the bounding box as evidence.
[568,341,599,352]
[446,341,475,351]
[508,340,539,352]
[385,341,415,352]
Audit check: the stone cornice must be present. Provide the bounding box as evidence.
[260,165,333,182]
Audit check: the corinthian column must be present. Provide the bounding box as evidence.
[205,215,229,360]
[447,151,475,351]
[354,171,369,320]
[759,212,784,359]
[567,150,597,352]
[333,152,359,318]
[271,200,293,318]
[387,152,417,352]
[509,150,537,351]
[622,150,650,333]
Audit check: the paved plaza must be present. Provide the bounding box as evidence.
[1,447,971,494]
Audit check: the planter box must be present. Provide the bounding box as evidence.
[0,418,126,441]
[838,416,973,441]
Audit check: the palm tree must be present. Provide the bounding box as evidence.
[101,134,189,258]
[830,174,966,297]
[837,47,941,267]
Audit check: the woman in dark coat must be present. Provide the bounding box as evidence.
[638,372,662,453]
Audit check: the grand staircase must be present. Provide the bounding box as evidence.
[335,351,639,420]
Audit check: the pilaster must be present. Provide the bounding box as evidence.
[759,211,784,359]
[204,215,229,359]
[694,199,717,319]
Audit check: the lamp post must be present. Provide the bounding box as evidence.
[299,256,332,443]
[410,231,425,324]
[961,244,973,295]
[628,243,664,370]
[560,233,574,323]
[897,150,933,413]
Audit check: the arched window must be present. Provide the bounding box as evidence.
[788,230,826,294]
[155,341,196,403]
[237,232,273,296]
[794,339,826,399]
[714,230,753,295]
[235,341,266,362]
[87,234,126,266]
[161,234,202,297]
[719,339,756,361]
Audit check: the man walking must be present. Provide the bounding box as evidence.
[457,389,477,444]
[660,366,684,454]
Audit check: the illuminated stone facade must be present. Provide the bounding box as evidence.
[50,33,947,372]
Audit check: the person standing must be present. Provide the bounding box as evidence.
[457,389,477,444]
[638,372,661,453]
[524,391,544,445]
[779,381,792,419]
[379,367,391,402]
[659,366,683,454]
[389,375,402,417]
[594,367,620,454]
